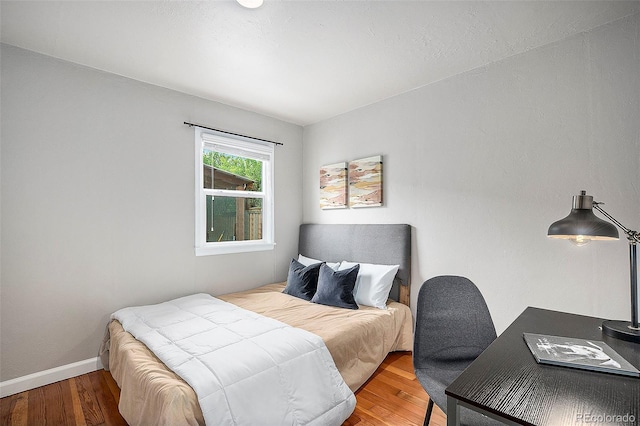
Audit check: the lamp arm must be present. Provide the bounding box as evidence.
[592,202,640,243]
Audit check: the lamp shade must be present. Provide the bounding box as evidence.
[547,191,619,244]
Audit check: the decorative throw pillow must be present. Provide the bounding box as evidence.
[298,254,340,271]
[282,258,322,301]
[311,263,360,310]
[339,261,399,309]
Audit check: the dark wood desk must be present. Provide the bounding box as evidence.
[445,307,640,425]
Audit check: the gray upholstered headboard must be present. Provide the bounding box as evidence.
[298,224,411,306]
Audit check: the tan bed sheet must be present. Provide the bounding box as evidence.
[107,282,413,426]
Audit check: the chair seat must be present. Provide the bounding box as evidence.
[414,367,458,409]
[457,407,503,426]
[415,368,501,426]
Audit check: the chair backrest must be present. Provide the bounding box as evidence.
[414,276,497,370]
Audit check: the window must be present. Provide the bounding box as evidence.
[194,127,274,255]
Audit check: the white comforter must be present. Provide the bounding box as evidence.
[111,293,356,426]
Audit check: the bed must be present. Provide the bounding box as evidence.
[102,223,413,426]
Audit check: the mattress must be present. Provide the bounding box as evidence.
[107,282,413,426]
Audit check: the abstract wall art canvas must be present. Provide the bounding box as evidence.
[320,162,348,209]
[349,155,382,208]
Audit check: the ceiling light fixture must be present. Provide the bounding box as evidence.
[236,0,263,9]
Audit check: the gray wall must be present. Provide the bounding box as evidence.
[302,14,640,333]
[0,44,303,381]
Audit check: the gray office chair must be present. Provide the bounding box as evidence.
[413,276,499,426]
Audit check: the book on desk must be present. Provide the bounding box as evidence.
[523,332,640,377]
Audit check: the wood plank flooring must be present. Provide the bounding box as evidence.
[1,370,126,426]
[1,351,445,426]
[345,352,445,426]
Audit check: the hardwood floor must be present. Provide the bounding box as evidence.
[1,351,445,426]
[345,352,446,426]
[0,370,126,426]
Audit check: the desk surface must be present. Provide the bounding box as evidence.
[445,307,640,425]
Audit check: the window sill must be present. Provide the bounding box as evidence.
[195,241,275,256]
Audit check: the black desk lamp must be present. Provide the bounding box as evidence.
[548,190,640,343]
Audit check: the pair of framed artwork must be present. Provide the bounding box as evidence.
[320,155,382,209]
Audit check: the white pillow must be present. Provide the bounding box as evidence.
[338,261,399,309]
[298,254,340,271]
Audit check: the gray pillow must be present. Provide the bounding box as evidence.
[283,258,322,301]
[311,263,360,309]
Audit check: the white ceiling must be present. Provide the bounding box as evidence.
[2,1,639,126]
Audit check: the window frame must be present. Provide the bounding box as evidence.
[194,127,275,256]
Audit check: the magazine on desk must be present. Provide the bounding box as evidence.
[523,333,639,378]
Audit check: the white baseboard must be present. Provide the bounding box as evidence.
[0,357,103,398]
